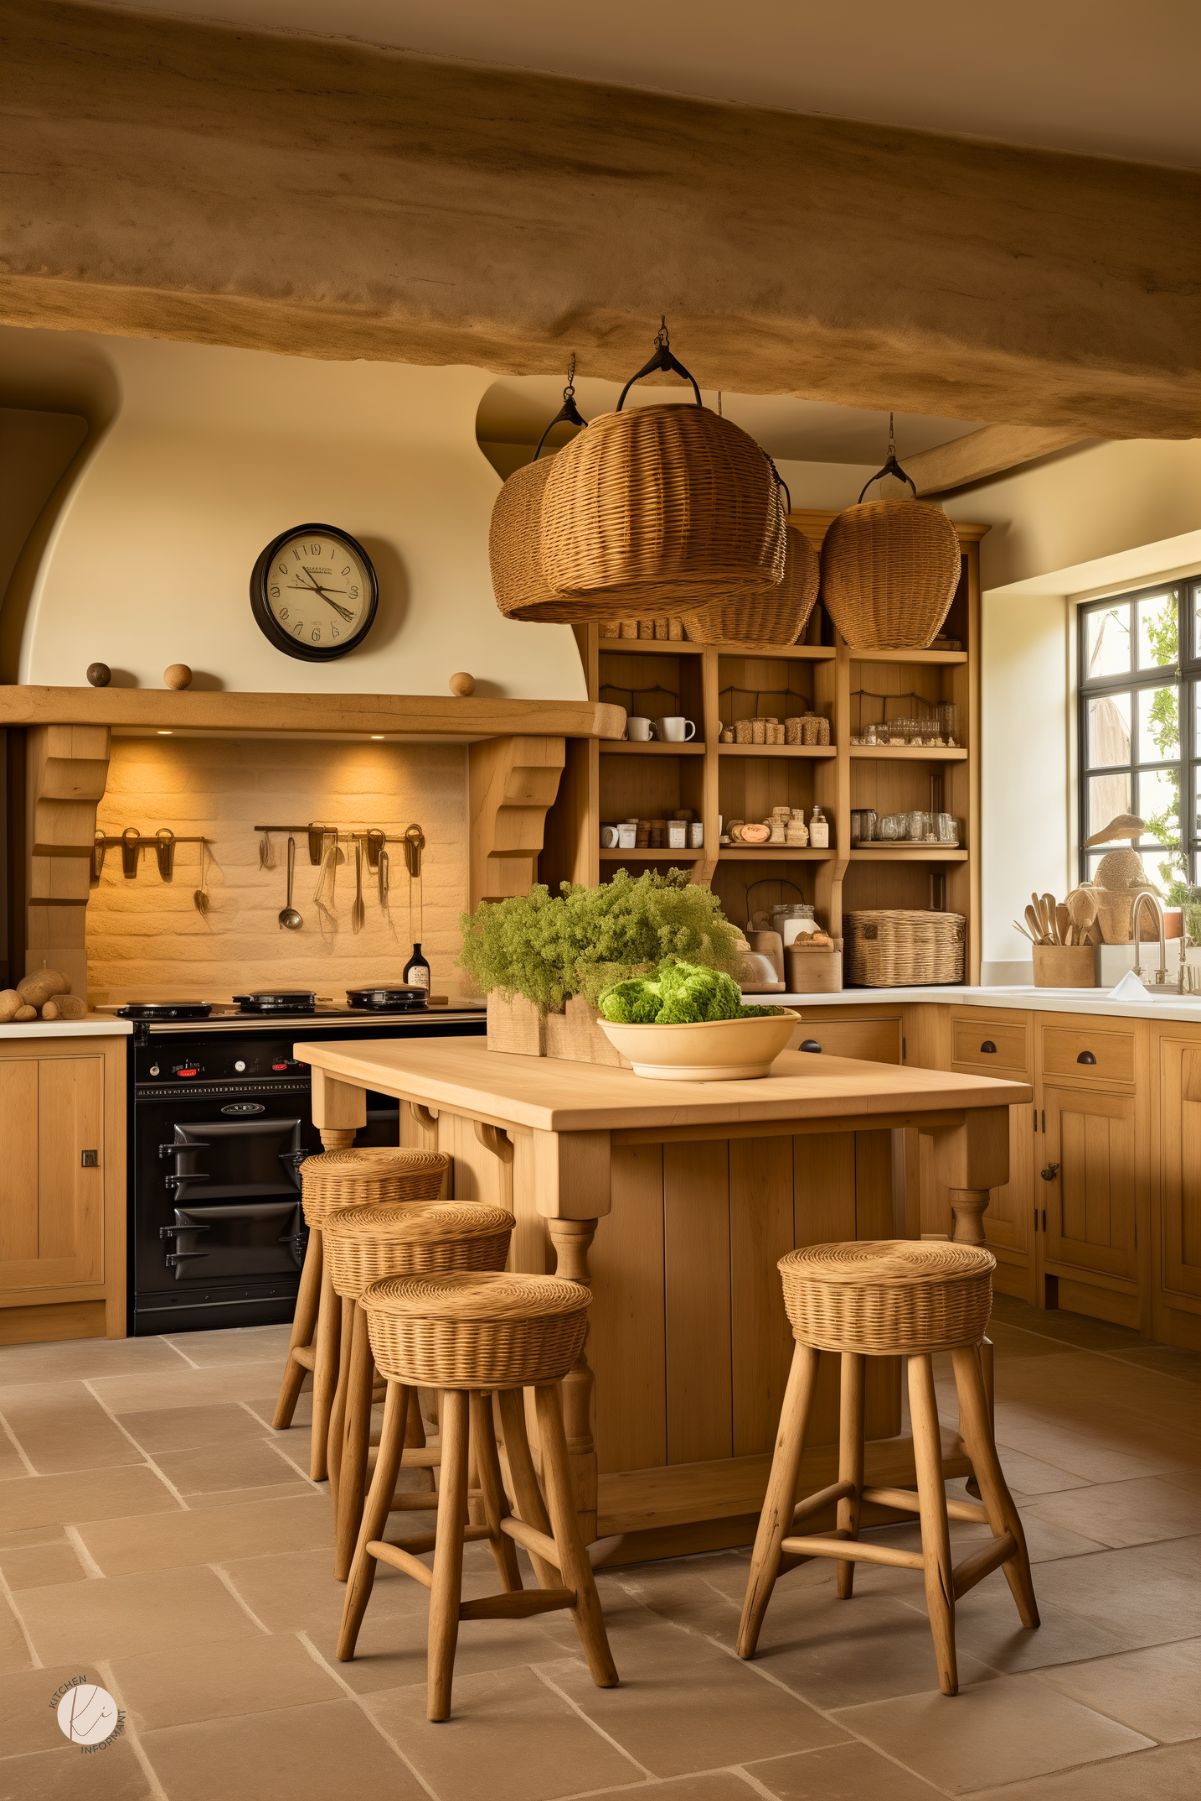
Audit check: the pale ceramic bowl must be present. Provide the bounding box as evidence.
[598,1010,802,1081]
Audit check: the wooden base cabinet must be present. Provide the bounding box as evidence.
[1040,1083,1140,1293]
[1155,1033,1201,1348]
[0,1036,126,1343]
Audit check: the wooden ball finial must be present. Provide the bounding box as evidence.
[163,663,193,691]
[448,671,475,697]
[86,662,111,688]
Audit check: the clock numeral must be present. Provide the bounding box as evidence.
[278,606,289,620]
[311,628,321,642]
[348,586,359,599]
[331,626,340,640]
[269,584,280,599]
[341,565,351,576]
[308,541,321,555]
[293,622,304,637]
[278,562,288,574]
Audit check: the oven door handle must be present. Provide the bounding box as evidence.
[159,1141,211,1159]
[161,1222,211,1238]
[165,1172,210,1190]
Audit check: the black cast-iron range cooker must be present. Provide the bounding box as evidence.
[119,988,485,1336]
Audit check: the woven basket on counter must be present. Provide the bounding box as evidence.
[681,522,820,646]
[820,427,962,650]
[845,909,965,987]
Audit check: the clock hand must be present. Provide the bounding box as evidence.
[288,581,355,623]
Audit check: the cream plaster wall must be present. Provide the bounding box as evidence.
[4,331,586,700]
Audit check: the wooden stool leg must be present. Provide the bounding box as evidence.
[428,1388,469,1723]
[964,1335,995,1500]
[835,1351,865,1600]
[738,1341,821,1659]
[272,1226,321,1431]
[951,1345,1040,1630]
[326,1295,355,1506]
[496,1388,559,1589]
[470,1392,522,1592]
[534,1383,618,1690]
[309,1248,340,1482]
[338,1378,408,1661]
[405,1391,437,1493]
[334,1304,375,1582]
[908,1353,958,1697]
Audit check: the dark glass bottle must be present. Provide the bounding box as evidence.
[403,942,431,992]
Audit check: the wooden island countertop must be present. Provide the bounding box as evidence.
[296,1034,1031,1561]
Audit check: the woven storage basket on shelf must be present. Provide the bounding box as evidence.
[681,523,820,646]
[323,1201,513,1301]
[362,1269,590,1389]
[778,1240,995,1355]
[539,403,786,620]
[300,1147,448,1229]
[845,909,965,987]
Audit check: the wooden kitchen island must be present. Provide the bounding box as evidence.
[296,1036,1030,1563]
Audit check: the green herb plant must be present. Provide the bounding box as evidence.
[459,869,743,1011]
[598,959,787,1024]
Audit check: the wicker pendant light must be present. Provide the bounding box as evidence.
[538,324,786,621]
[489,363,588,622]
[682,517,820,647]
[820,417,962,650]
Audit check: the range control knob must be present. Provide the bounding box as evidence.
[271,1059,296,1073]
[148,1064,161,1077]
[172,1064,202,1079]
[233,1060,247,1073]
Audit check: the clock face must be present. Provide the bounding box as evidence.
[250,524,378,661]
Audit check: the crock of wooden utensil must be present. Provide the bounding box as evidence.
[1033,943,1098,989]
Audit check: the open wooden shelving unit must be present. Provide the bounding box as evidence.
[541,510,985,983]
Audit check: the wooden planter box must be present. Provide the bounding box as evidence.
[486,992,627,1066]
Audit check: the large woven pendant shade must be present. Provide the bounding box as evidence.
[820,422,961,651]
[489,368,588,622]
[540,403,785,620]
[682,523,820,646]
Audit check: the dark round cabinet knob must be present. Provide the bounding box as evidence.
[800,1039,823,1054]
[980,1040,997,1054]
[1076,1050,1097,1065]
[1040,1163,1061,1181]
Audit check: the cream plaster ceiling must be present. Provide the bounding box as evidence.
[80,0,1201,168]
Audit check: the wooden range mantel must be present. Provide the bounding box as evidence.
[4,687,625,994]
[0,686,625,741]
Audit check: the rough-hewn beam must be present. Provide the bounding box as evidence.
[907,425,1089,496]
[1,2,1198,437]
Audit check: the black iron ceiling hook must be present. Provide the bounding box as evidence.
[617,317,703,410]
[857,411,917,502]
[533,354,589,459]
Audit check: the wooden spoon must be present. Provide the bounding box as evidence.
[1056,902,1071,947]
[1067,888,1098,948]
[1024,903,1046,944]
[1040,893,1059,943]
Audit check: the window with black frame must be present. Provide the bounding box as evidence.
[1077,581,1201,900]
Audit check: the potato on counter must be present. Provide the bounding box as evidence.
[17,968,70,1008]
[0,988,23,1022]
[41,996,87,1020]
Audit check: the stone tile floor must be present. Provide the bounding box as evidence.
[0,1295,1198,1800]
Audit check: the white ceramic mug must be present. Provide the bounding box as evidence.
[626,717,654,741]
[599,825,619,849]
[654,716,696,742]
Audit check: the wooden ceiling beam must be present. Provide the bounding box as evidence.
[1,2,1198,438]
[905,424,1090,496]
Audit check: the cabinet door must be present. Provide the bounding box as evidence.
[1042,1083,1137,1284]
[1159,1036,1201,1304]
[0,1055,104,1295]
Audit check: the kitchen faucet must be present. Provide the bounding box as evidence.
[1131,891,1167,987]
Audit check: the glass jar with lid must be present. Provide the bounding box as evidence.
[770,901,817,947]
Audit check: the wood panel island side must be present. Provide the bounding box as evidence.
[295,1036,1030,1563]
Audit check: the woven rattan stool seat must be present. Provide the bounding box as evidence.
[778,1239,995,1355]
[323,1201,513,1300]
[300,1147,448,1227]
[363,1270,589,1389]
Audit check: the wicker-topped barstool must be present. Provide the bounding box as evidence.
[738,1240,1039,1696]
[322,1199,514,1579]
[339,1269,619,1722]
[271,1147,448,1479]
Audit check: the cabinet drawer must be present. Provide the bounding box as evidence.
[1041,1023,1135,1086]
[951,1014,1031,1076]
[796,1017,902,1064]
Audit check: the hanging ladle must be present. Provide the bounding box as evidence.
[278,836,303,931]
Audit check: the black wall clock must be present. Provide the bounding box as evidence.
[250,523,379,661]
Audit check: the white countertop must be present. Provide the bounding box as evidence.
[0,1016,133,1040]
[760,983,1201,1026]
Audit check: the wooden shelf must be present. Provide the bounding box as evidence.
[717,643,837,661]
[848,847,968,862]
[719,743,836,759]
[599,848,702,862]
[597,638,704,657]
[849,745,968,761]
[601,742,705,756]
[850,648,968,665]
[719,847,834,861]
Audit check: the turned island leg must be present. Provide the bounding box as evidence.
[929,1107,1010,1474]
[532,1130,613,1546]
